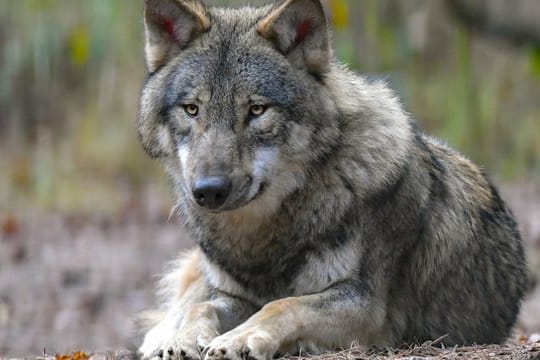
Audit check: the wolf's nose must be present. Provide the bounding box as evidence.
[192,176,231,210]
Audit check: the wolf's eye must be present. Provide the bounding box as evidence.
[249,105,267,117]
[184,104,199,117]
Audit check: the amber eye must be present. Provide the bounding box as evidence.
[250,105,267,117]
[184,104,199,117]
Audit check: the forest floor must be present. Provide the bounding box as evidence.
[1,183,540,359]
[22,341,540,360]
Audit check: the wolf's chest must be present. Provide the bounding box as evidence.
[200,236,360,305]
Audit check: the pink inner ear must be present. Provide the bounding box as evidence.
[161,17,176,39]
[295,19,312,43]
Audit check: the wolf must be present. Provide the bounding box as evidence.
[136,0,528,359]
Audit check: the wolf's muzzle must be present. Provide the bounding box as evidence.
[192,176,231,210]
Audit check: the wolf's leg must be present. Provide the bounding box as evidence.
[140,249,258,360]
[157,294,258,360]
[140,248,210,359]
[204,280,386,360]
[140,276,208,359]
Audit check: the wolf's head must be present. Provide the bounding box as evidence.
[139,0,341,216]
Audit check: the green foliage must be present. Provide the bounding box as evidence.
[530,48,540,77]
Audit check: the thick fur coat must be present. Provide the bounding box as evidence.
[137,1,528,359]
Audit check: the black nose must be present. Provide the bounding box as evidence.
[192,176,231,210]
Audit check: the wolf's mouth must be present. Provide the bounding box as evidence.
[224,181,267,211]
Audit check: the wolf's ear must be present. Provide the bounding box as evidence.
[257,0,330,75]
[144,0,211,73]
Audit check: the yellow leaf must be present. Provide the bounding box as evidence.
[330,0,349,30]
[69,26,90,67]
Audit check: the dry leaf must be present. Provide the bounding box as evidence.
[1,216,19,236]
[55,351,90,360]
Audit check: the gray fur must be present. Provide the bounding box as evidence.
[137,1,527,359]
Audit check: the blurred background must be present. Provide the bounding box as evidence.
[0,0,539,357]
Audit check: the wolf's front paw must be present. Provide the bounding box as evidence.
[139,323,176,359]
[160,331,217,360]
[140,324,219,360]
[204,327,279,360]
